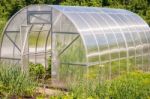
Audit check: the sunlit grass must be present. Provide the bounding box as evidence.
[0,62,37,98]
[52,71,150,99]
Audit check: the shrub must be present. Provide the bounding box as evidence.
[0,63,37,98]
[29,62,46,79]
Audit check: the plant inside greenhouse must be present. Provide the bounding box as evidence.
[0,3,150,98]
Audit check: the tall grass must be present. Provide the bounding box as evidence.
[0,62,37,98]
[51,71,150,99]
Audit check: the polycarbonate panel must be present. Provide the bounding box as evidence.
[95,33,108,51]
[138,29,149,54]
[53,5,99,13]
[79,13,99,29]
[97,14,120,75]
[105,33,119,59]
[107,14,128,57]
[114,33,127,58]
[28,12,51,24]
[131,14,148,25]
[116,15,137,71]
[81,33,97,54]
[31,24,43,31]
[91,13,108,28]
[27,5,51,11]
[6,10,27,31]
[82,31,99,63]
[57,34,86,64]
[101,14,116,27]
[114,15,135,59]
[1,31,20,61]
[65,13,89,31]
[9,33,21,58]
[101,8,133,15]
[1,34,15,58]
[1,32,21,58]
[58,14,77,33]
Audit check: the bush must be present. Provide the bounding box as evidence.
[29,62,46,79]
[0,63,37,98]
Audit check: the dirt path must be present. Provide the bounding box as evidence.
[36,87,64,96]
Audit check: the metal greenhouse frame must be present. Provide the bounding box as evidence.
[0,5,150,85]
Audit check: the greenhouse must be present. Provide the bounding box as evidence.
[0,5,150,86]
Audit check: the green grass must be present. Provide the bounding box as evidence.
[0,62,37,98]
[107,72,150,99]
[51,71,150,99]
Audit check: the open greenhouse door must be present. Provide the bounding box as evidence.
[19,9,53,72]
[51,32,60,85]
[20,25,31,71]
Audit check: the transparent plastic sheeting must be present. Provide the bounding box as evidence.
[0,5,150,73]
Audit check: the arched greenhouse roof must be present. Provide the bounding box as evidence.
[0,5,150,67]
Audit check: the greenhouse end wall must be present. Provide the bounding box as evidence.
[0,5,150,87]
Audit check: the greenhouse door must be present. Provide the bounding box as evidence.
[20,25,31,71]
[20,10,52,71]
